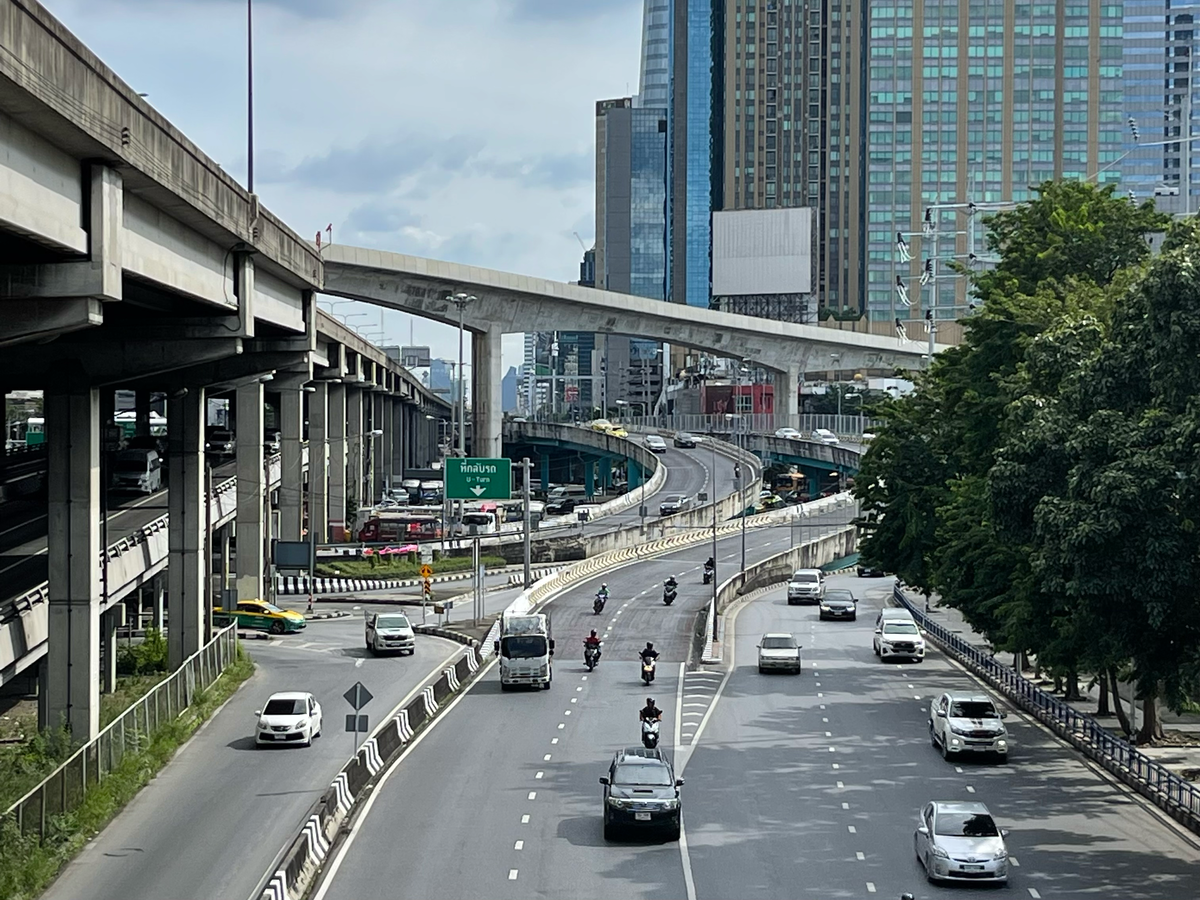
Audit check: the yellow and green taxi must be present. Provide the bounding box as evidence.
[605,424,629,438]
[218,599,306,634]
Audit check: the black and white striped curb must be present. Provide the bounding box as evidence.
[304,610,350,620]
[506,567,562,586]
[275,572,475,595]
[257,643,486,900]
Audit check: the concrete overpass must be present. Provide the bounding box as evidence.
[320,244,952,453]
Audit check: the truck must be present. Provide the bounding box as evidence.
[495,613,554,691]
[365,610,416,656]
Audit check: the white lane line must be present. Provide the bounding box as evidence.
[521,814,530,824]
[535,772,544,779]
[966,785,976,793]
[836,781,844,788]
[866,883,876,893]
[1010,857,1020,867]
[848,825,857,833]
[1028,890,1041,899]
[825,731,832,737]
[842,802,850,810]
[820,704,826,710]
[527,791,537,800]
[514,840,524,850]
[914,694,921,699]
[551,738,559,744]
[856,851,865,860]
[828,747,836,753]
[581,675,588,681]
[818,692,824,698]
[544,754,551,761]
[679,817,698,900]
[576,686,583,692]
[815,682,821,687]
[570,698,578,704]
[955,766,963,773]
[823,717,829,723]
[508,869,518,881]
[564,710,571,716]
[557,723,565,729]
[832,763,840,769]
[683,702,709,708]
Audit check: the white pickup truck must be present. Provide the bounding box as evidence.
[365,611,416,656]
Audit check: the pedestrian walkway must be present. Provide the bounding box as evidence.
[912,589,1200,780]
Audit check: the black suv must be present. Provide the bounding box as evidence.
[599,747,683,841]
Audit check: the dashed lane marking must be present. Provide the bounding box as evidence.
[848,825,857,833]
[866,883,876,894]
[966,786,976,793]
[535,772,544,779]
[514,840,524,850]
[551,738,559,744]
[557,723,565,729]
[527,792,537,800]
[842,802,850,810]
[856,851,865,860]
[837,781,844,788]
[521,814,530,824]
[508,870,518,881]
[543,754,551,761]
[832,763,840,769]
[1010,857,1020,867]
[1028,890,1041,899]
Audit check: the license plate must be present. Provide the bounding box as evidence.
[961,864,984,871]
[635,812,651,821]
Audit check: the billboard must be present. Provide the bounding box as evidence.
[712,208,813,297]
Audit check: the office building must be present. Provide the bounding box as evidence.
[1124,1,1197,214]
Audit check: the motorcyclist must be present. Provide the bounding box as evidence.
[639,697,663,723]
[664,576,678,589]
[639,642,659,664]
[597,583,610,599]
[583,630,602,658]
[704,556,715,571]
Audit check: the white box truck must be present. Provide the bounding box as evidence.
[495,613,554,691]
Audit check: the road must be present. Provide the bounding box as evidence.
[41,617,463,900]
[309,563,1200,900]
[306,506,857,900]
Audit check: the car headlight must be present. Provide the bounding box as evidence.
[931,844,950,859]
[608,798,631,809]
[659,798,680,810]
[257,719,268,729]
[950,725,970,736]
[992,848,1008,860]
[819,604,832,610]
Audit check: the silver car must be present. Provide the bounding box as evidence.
[786,568,824,605]
[914,801,1009,884]
[757,633,802,674]
[929,691,1009,762]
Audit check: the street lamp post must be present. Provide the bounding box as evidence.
[449,292,476,534]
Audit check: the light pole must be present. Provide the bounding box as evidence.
[449,292,475,536]
[246,0,254,193]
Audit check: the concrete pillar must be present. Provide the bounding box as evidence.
[347,388,364,517]
[629,460,643,489]
[101,609,118,694]
[327,384,347,541]
[584,456,595,499]
[235,382,265,601]
[601,457,612,492]
[279,386,304,541]
[472,325,504,459]
[151,575,165,630]
[44,389,101,740]
[219,527,231,602]
[309,384,328,543]
[383,397,397,495]
[168,388,207,667]
[134,389,151,437]
[373,392,386,502]
[540,454,550,491]
[774,364,800,431]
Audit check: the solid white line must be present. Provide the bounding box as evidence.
[679,817,698,900]
[310,656,497,900]
[674,662,686,755]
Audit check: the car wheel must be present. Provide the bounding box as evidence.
[303,729,313,748]
[666,825,681,842]
[758,665,766,674]
[924,854,939,884]
[940,738,951,760]
[929,725,938,748]
[996,753,1008,764]
[500,682,513,692]
[873,643,880,657]
[850,614,857,621]
[604,821,617,842]
[270,621,285,635]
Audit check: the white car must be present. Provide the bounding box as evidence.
[929,691,1009,762]
[813,428,840,445]
[757,633,802,674]
[254,691,323,748]
[774,427,802,440]
[645,434,668,453]
[366,611,416,655]
[915,801,1010,884]
[873,618,926,661]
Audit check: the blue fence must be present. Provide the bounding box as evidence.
[893,585,1200,834]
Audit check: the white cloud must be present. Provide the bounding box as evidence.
[46,0,642,366]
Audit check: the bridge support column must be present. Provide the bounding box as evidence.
[44,389,101,741]
[540,454,550,491]
[327,385,347,540]
[388,399,403,488]
[601,457,612,492]
[371,392,385,503]
[308,384,328,543]
[628,460,643,490]
[774,364,801,431]
[235,382,265,601]
[347,388,364,522]
[278,385,304,542]
[584,456,595,499]
[150,575,165,630]
[135,389,151,437]
[101,608,118,694]
[168,387,207,668]
[472,325,503,459]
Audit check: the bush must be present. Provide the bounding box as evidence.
[115,628,168,676]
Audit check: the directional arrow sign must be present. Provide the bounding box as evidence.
[445,457,512,501]
[343,681,374,711]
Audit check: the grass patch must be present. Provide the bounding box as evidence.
[0,648,254,900]
[317,554,508,579]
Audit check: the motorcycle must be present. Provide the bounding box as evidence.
[584,643,601,671]
[702,565,714,585]
[641,718,661,749]
[662,582,677,606]
[641,657,657,684]
[593,593,607,615]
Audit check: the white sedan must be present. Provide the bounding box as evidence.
[813,428,840,445]
[915,801,1009,884]
[757,633,803,674]
[254,691,323,748]
[774,427,802,440]
[645,434,668,453]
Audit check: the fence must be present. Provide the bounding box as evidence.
[5,622,239,839]
[892,586,1200,835]
[616,414,878,440]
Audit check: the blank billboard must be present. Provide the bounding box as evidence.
[712,208,812,297]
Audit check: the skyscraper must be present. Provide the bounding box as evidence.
[1124,1,1197,214]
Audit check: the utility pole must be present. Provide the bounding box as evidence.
[522,457,532,588]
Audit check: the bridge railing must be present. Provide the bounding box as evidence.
[893,585,1200,835]
[5,622,238,840]
[615,414,878,440]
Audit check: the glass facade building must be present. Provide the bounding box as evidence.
[639,0,672,107]
[1123,1,1198,213]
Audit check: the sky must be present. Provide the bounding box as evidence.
[48,0,644,376]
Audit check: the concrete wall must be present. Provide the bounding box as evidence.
[254,268,306,334]
[715,525,859,614]
[0,109,85,252]
[122,194,234,307]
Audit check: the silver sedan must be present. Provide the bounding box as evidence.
[914,800,1009,884]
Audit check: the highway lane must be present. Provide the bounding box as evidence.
[681,575,1200,899]
[42,617,463,900]
[308,507,855,900]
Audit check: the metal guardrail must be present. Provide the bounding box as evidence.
[616,414,878,439]
[893,585,1200,834]
[5,622,239,839]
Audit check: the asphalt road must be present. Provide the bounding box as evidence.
[41,617,463,900]
[309,561,1200,900]
[683,574,1200,899]
[306,506,856,900]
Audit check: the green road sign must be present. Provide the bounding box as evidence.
[446,457,512,500]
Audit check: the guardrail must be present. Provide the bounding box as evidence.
[5,622,239,839]
[892,585,1200,836]
[617,413,878,440]
[258,643,485,900]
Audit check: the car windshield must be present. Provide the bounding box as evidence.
[884,622,919,635]
[115,460,148,473]
[263,698,305,716]
[678,433,693,440]
[951,701,998,718]
[261,603,284,614]
[793,573,819,583]
[376,615,410,629]
[664,496,682,504]
[612,763,673,786]
[935,811,1000,837]
[824,591,855,603]
[501,635,548,659]
[761,636,796,649]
